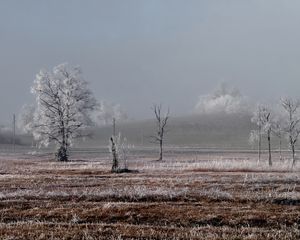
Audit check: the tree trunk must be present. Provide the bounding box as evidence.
[159,139,163,161]
[110,137,119,172]
[258,128,261,163]
[57,122,68,161]
[56,145,68,161]
[292,144,296,168]
[279,137,282,161]
[268,131,272,167]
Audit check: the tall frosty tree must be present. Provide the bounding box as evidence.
[251,105,264,163]
[251,104,273,166]
[31,63,97,161]
[272,114,285,161]
[260,106,273,167]
[18,104,35,134]
[93,100,128,126]
[281,97,300,167]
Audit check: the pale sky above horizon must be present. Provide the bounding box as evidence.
[1,0,300,123]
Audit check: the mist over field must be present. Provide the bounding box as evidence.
[0,83,258,148]
[1,1,300,149]
[0,80,288,149]
[1,0,300,123]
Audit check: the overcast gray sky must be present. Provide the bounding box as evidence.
[1,0,300,123]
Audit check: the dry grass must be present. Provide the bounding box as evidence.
[0,149,299,239]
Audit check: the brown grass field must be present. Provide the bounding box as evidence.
[0,148,299,239]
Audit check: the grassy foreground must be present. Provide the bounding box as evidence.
[0,149,299,239]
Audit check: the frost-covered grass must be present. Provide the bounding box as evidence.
[132,156,300,173]
[1,147,299,173]
[0,149,299,239]
[0,185,235,202]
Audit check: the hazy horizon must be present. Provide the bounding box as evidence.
[1,0,300,124]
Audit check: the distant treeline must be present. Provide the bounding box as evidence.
[9,112,287,149]
[0,127,21,145]
[76,112,275,149]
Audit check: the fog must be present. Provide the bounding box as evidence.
[1,0,300,123]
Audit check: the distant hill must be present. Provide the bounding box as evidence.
[0,127,21,145]
[15,113,285,150]
[79,113,256,149]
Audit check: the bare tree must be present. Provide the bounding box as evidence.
[281,98,300,167]
[110,136,119,172]
[251,104,273,166]
[261,106,273,167]
[251,105,264,163]
[272,118,284,161]
[31,63,97,161]
[109,133,133,173]
[152,104,170,161]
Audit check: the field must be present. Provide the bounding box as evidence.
[0,147,299,239]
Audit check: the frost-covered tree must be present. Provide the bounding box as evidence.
[249,130,260,149]
[109,133,133,172]
[93,100,128,126]
[251,105,264,163]
[17,104,36,147]
[195,82,249,115]
[272,116,285,161]
[251,104,273,166]
[31,63,97,161]
[152,104,170,161]
[17,104,35,134]
[281,98,300,167]
[261,106,273,166]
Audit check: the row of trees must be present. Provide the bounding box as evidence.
[250,98,300,167]
[19,63,170,165]
[16,62,300,168]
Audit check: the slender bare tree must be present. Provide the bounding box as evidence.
[152,104,170,161]
[251,104,273,166]
[272,118,284,161]
[281,98,300,167]
[261,106,273,167]
[251,105,264,163]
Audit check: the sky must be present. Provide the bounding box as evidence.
[1,0,300,123]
